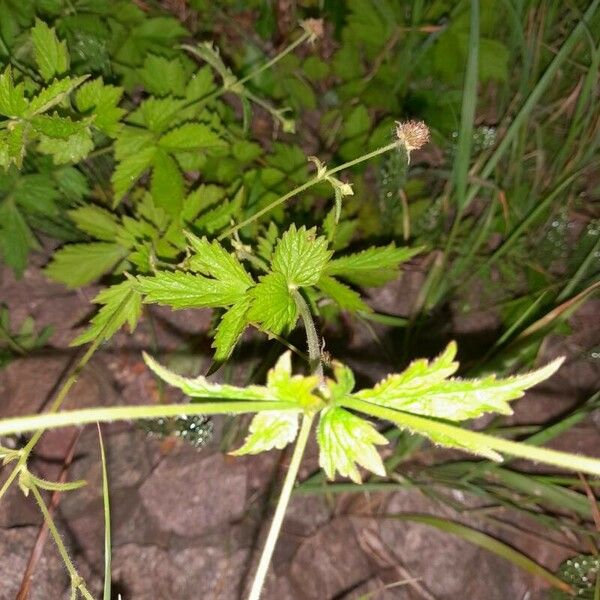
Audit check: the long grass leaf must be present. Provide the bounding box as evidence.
[98,425,111,600]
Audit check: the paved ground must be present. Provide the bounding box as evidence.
[1,259,599,599]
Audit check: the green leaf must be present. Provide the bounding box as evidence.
[131,96,186,133]
[137,270,247,309]
[271,224,332,287]
[0,201,37,276]
[247,272,297,334]
[30,115,88,139]
[266,351,321,411]
[325,244,422,286]
[75,78,124,137]
[31,19,69,81]
[72,280,142,346]
[0,121,27,168]
[45,242,125,287]
[230,410,300,455]
[142,352,275,401]
[112,146,156,201]
[27,76,88,116]
[37,127,94,164]
[317,407,388,483]
[139,55,187,97]
[317,274,371,312]
[68,205,120,241]
[0,67,27,117]
[355,342,565,421]
[185,234,254,289]
[158,123,225,152]
[213,298,251,361]
[150,150,184,214]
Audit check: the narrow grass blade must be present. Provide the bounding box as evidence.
[388,514,573,594]
[98,425,111,600]
[453,0,479,209]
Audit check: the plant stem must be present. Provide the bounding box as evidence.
[0,400,298,437]
[248,412,314,600]
[292,289,324,384]
[342,397,600,477]
[30,484,94,600]
[219,141,400,240]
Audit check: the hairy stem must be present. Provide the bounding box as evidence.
[292,289,324,383]
[30,484,93,600]
[219,141,400,240]
[248,412,314,600]
[0,401,298,437]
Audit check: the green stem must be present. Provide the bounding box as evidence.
[248,412,314,600]
[30,484,94,600]
[219,141,400,240]
[0,401,297,437]
[292,289,323,383]
[342,397,600,477]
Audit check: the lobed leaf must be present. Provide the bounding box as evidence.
[325,244,422,287]
[271,224,332,287]
[230,411,300,455]
[317,407,388,483]
[212,298,251,361]
[71,280,142,346]
[355,342,564,421]
[31,19,69,81]
[247,272,297,335]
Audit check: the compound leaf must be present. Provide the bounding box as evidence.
[75,78,125,137]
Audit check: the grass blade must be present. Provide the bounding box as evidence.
[388,514,573,594]
[98,424,111,600]
[454,0,479,209]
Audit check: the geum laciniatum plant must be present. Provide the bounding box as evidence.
[3,16,600,600]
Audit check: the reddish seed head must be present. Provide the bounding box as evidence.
[395,120,430,151]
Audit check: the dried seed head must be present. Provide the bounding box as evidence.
[301,19,325,42]
[395,120,430,152]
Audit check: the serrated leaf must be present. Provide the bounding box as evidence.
[317,407,388,483]
[26,76,88,116]
[230,411,300,455]
[185,234,253,289]
[247,272,297,335]
[112,146,156,201]
[325,244,422,286]
[68,205,120,241]
[45,242,125,287]
[0,201,37,276]
[271,224,332,287]
[142,352,274,401]
[213,298,251,361]
[266,351,321,411]
[150,150,184,215]
[72,280,142,346]
[131,96,186,133]
[37,127,94,164]
[31,19,69,81]
[30,115,87,139]
[75,78,124,137]
[355,342,565,421]
[158,123,225,152]
[317,274,371,312]
[137,271,247,309]
[139,55,187,97]
[1,122,27,168]
[0,67,27,117]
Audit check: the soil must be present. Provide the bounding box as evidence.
[1,258,599,600]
